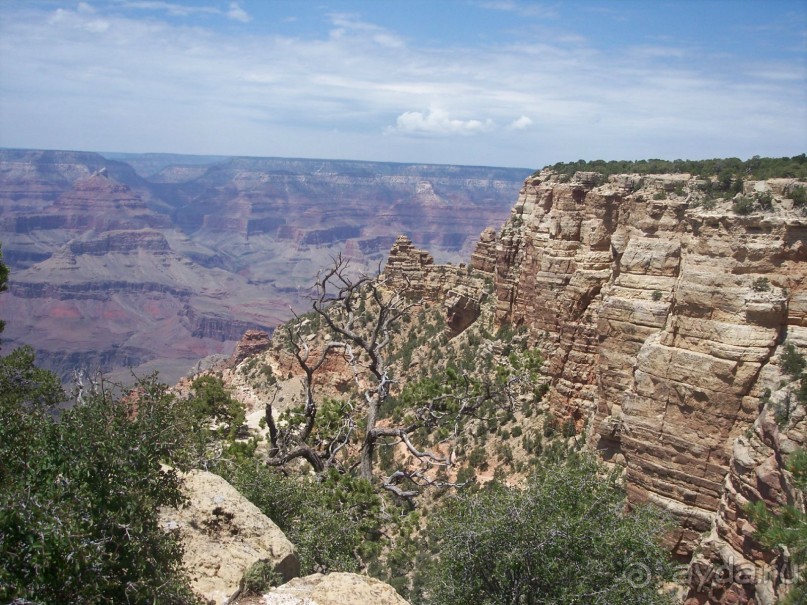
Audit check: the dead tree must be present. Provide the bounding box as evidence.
[264,254,526,499]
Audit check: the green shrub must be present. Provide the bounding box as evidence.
[220,462,381,574]
[424,456,675,605]
[791,185,807,207]
[543,413,560,438]
[746,448,807,604]
[455,466,476,485]
[468,447,488,470]
[781,343,806,378]
[752,277,770,292]
[732,196,755,215]
[495,442,514,464]
[522,431,542,456]
[0,351,200,604]
[562,417,577,438]
[701,197,717,210]
[188,374,245,441]
[242,560,282,595]
[756,191,773,210]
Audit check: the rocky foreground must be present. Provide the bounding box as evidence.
[160,469,408,605]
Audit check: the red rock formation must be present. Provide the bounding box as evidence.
[228,329,273,367]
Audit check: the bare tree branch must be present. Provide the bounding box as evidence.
[260,253,533,499]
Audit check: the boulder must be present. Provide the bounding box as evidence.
[160,469,299,605]
[229,329,273,367]
[444,288,481,336]
[262,572,410,605]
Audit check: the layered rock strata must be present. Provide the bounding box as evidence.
[385,234,486,336]
[471,170,807,602]
[0,149,527,383]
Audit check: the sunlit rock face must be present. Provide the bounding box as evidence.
[159,469,299,605]
[473,170,806,603]
[262,572,411,605]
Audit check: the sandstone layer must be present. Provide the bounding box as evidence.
[471,170,807,603]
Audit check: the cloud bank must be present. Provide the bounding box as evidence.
[0,1,804,167]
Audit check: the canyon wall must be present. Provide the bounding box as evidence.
[0,149,528,382]
[472,171,806,604]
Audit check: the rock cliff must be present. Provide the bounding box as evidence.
[385,234,487,336]
[470,170,806,603]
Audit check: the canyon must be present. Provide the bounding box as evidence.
[204,167,805,603]
[0,149,529,382]
[2,148,806,603]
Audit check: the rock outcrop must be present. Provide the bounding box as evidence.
[384,234,486,337]
[229,329,274,367]
[471,170,807,603]
[262,572,411,605]
[160,470,299,605]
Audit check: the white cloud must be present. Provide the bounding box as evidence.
[119,1,248,21]
[476,1,559,19]
[226,2,250,23]
[119,1,219,17]
[389,108,495,136]
[328,13,404,48]
[0,2,803,166]
[49,6,111,33]
[508,116,533,130]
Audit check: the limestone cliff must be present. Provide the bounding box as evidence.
[471,170,806,603]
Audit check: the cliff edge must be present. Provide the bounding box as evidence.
[471,170,806,604]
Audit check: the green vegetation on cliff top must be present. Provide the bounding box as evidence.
[543,154,807,180]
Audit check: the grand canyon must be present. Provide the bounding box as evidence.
[2,150,805,605]
[0,149,530,382]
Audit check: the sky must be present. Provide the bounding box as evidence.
[0,0,805,169]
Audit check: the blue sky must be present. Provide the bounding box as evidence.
[0,1,804,168]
